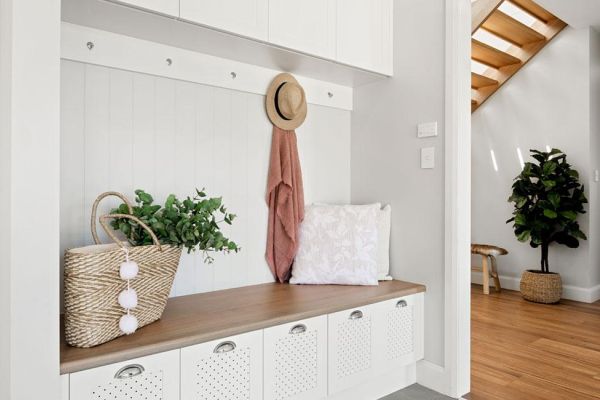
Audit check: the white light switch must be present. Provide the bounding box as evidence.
[421,147,435,169]
[418,121,438,138]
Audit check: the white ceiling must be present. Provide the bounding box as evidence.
[536,0,600,30]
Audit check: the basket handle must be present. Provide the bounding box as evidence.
[91,191,134,245]
[99,213,163,252]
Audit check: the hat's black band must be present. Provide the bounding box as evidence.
[274,82,291,121]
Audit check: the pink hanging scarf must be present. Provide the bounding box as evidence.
[265,126,305,283]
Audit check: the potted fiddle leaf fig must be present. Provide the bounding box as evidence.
[507,148,587,303]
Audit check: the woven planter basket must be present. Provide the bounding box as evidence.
[520,270,562,304]
[64,192,182,348]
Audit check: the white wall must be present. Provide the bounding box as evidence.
[351,0,446,367]
[472,27,600,300]
[60,60,351,298]
[590,28,600,287]
[0,0,61,399]
[0,1,11,395]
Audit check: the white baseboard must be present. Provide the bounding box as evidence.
[416,360,448,396]
[471,272,600,303]
[327,364,416,400]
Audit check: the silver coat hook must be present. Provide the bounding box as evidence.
[86,42,94,51]
[230,72,237,79]
[328,92,334,98]
[166,58,173,66]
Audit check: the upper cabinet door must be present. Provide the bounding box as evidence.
[269,0,336,59]
[180,0,269,41]
[336,0,393,75]
[110,0,179,16]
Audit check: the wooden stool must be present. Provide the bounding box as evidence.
[471,244,508,294]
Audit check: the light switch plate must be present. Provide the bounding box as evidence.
[421,147,435,169]
[418,121,438,138]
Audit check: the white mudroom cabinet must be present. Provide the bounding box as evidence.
[179,0,269,41]
[62,284,425,400]
[105,0,393,75]
[263,316,328,400]
[327,294,423,396]
[181,330,264,400]
[372,294,424,374]
[69,350,180,400]
[335,0,393,75]
[111,0,179,16]
[268,0,336,59]
[327,304,377,395]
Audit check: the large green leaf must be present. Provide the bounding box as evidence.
[560,210,577,221]
[543,209,558,218]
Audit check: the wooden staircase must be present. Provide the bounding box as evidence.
[471,0,567,112]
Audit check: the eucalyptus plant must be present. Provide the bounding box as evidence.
[507,149,587,273]
[110,189,239,263]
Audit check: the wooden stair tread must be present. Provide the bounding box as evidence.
[472,39,521,69]
[510,0,557,24]
[472,0,504,33]
[472,72,499,89]
[482,9,546,46]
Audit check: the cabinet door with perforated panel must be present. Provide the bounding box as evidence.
[263,316,327,400]
[69,349,180,400]
[180,330,263,400]
[372,293,424,373]
[327,304,377,395]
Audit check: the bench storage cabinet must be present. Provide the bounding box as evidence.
[263,316,328,400]
[69,350,180,400]
[327,304,377,395]
[61,281,425,400]
[373,295,424,374]
[181,330,263,400]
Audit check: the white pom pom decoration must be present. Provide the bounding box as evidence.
[120,260,139,280]
[119,314,138,335]
[118,249,140,335]
[118,288,138,309]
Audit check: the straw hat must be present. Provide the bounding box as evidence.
[265,73,307,130]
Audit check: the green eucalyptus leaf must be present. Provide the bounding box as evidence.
[109,188,240,263]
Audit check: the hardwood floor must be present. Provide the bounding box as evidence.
[468,285,600,400]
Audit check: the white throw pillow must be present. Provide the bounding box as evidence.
[313,202,392,281]
[290,204,379,285]
[377,205,392,281]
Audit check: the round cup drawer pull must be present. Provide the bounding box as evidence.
[349,310,363,320]
[114,364,145,379]
[214,341,236,354]
[396,300,408,308]
[289,324,307,334]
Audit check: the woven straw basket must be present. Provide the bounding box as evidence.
[64,192,182,348]
[520,270,562,304]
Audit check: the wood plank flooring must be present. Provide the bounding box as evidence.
[468,285,600,400]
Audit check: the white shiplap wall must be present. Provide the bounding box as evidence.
[60,60,351,297]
